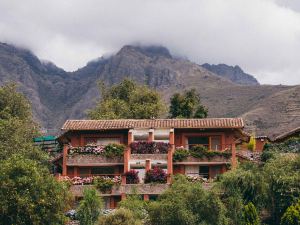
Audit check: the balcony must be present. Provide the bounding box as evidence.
[70,183,170,197]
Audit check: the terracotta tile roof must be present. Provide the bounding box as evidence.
[61,118,244,130]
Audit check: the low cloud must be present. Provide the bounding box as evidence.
[0,0,300,85]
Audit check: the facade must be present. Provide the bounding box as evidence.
[56,118,246,209]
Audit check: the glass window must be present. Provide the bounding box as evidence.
[79,168,90,177]
[91,167,115,175]
[187,136,209,149]
[199,166,209,179]
[211,136,221,151]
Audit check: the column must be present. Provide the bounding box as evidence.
[167,129,175,184]
[231,143,237,169]
[148,129,154,142]
[145,159,151,172]
[144,194,150,201]
[62,144,68,176]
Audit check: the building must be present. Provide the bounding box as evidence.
[55,118,247,208]
[273,126,300,143]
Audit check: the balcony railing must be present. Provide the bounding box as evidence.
[130,141,170,154]
[185,144,232,151]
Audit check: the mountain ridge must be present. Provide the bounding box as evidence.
[0,42,299,138]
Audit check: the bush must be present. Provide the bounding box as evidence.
[77,188,103,225]
[173,148,189,161]
[242,202,260,225]
[103,143,125,157]
[281,200,300,225]
[124,170,140,184]
[94,177,115,193]
[144,167,167,183]
[130,141,170,154]
[190,145,208,158]
[98,208,142,225]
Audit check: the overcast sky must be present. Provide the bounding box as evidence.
[0,0,300,85]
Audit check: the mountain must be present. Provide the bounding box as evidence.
[0,43,299,139]
[202,63,259,85]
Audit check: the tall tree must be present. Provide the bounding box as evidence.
[0,83,43,161]
[77,188,103,225]
[169,89,208,118]
[88,79,165,119]
[0,155,71,225]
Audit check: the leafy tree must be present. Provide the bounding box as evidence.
[0,155,71,225]
[148,175,227,225]
[281,200,300,225]
[242,202,260,225]
[119,194,148,221]
[77,188,103,225]
[88,79,165,119]
[263,155,300,224]
[0,83,43,162]
[169,89,208,118]
[98,208,142,225]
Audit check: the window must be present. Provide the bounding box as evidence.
[79,168,90,177]
[91,167,115,175]
[199,166,209,179]
[211,136,221,150]
[187,136,209,149]
[85,137,120,145]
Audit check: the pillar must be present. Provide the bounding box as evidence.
[121,193,126,200]
[231,143,237,169]
[144,194,149,201]
[74,167,78,177]
[124,129,133,173]
[167,129,175,184]
[148,129,154,142]
[62,144,68,176]
[145,159,151,172]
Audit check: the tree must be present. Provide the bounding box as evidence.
[281,200,300,225]
[169,89,208,118]
[77,188,103,225]
[148,175,227,225]
[263,155,300,224]
[119,194,148,221]
[0,83,43,162]
[88,79,165,119]
[98,208,142,225]
[0,155,71,225]
[242,202,260,225]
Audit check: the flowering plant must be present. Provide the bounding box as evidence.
[68,143,125,157]
[144,166,167,183]
[130,141,170,154]
[124,170,140,184]
[60,175,121,186]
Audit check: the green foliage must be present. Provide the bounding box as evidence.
[148,175,228,225]
[169,89,208,118]
[0,83,45,162]
[173,148,190,161]
[88,79,165,119]
[77,188,103,225]
[247,136,256,151]
[242,202,260,225]
[98,208,142,225]
[103,143,125,157]
[0,155,71,225]
[263,155,300,224]
[119,194,148,221]
[94,177,115,193]
[173,145,231,162]
[281,200,300,225]
[217,162,267,209]
[262,137,300,162]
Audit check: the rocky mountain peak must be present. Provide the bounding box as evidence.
[202,63,259,85]
[118,45,172,59]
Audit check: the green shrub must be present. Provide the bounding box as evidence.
[190,145,208,158]
[242,202,260,225]
[93,177,114,193]
[77,188,103,225]
[281,200,300,225]
[98,208,142,225]
[103,143,125,157]
[173,148,189,161]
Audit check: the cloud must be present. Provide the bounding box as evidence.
[0,0,299,85]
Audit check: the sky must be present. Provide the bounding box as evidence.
[0,0,300,85]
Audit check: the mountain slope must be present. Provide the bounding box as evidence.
[202,63,259,85]
[0,43,299,138]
